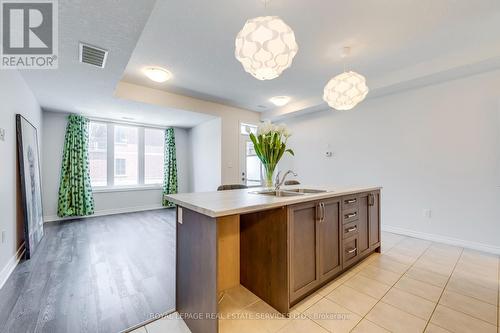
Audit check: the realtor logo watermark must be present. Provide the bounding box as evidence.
[1,0,58,69]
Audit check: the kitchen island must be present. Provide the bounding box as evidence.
[166,186,381,333]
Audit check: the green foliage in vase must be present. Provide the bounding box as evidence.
[249,122,294,186]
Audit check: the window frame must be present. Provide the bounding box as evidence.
[88,120,165,192]
[239,122,263,188]
[88,121,108,188]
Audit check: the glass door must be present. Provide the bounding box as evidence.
[239,123,262,186]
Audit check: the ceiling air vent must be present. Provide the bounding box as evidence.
[79,42,108,68]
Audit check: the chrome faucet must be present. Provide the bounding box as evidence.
[275,170,298,191]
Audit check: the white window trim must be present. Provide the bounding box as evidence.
[89,120,165,191]
[92,185,163,193]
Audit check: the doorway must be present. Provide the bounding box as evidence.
[239,123,262,187]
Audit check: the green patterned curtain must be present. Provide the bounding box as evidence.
[57,114,95,217]
[162,128,178,207]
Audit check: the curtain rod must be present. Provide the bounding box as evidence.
[84,115,172,130]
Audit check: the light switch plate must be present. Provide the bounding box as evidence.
[0,128,5,141]
[1,231,5,244]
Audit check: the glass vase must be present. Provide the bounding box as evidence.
[263,163,276,188]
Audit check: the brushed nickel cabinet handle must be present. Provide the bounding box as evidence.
[346,248,357,254]
[345,212,357,219]
[320,202,325,223]
[345,199,357,204]
[346,226,357,233]
[317,203,325,223]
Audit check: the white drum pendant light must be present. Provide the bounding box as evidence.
[323,47,369,110]
[235,1,298,80]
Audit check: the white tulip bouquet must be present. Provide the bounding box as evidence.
[249,121,294,187]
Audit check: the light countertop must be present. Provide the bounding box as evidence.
[165,185,381,218]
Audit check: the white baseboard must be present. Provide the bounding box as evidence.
[43,204,166,223]
[382,225,500,255]
[0,243,25,290]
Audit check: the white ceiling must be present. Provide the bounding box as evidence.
[122,0,500,116]
[20,0,500,125]
[21,0,214,128]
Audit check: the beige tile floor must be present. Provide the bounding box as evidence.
[129,232,500,333]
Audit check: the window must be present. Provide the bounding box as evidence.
[240,123,257,135]
[115,158,126,176]
[145,128,165,185]
[88,121,166,188]
[115,127,128,143]
[114,125,138,186]
[88,122,107,187]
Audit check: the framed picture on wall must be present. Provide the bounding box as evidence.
[16,114,44,259]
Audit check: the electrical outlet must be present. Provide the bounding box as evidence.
[423,209,432,219]
[0,128,5,141]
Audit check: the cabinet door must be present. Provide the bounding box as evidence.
[369,191,381,248]
[288,201,320,302]
[318,198,342,281]
[356,193,370,257]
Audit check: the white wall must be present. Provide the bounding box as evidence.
[174,127,190,193]
[280,70,500,251]
[41,111,191,221]
[188,118,222,192]
[0,71,42,286]
[115,82,261,184]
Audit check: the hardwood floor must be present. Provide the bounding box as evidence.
[0,209,176,333]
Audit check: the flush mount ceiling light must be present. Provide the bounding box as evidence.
[270,96,291,107]
[143,67,172,83]
[323,47,369,111]
[235,1,298,80]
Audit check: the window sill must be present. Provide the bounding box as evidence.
[92,185,163,193]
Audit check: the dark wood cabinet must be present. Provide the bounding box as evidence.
[289,197,343,303]
[288,201,320,302]
[369,191,381,249]
[288,198,342,303]
[356,193,370,257]
[318,198,342,281]
[343,236,359,265]
[240,190,380,311]
[288,190,380,305]
[178,189,381,333]
[340,192,379,267]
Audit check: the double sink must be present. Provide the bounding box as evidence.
[252,188,328,197]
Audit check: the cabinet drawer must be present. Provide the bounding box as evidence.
[342,196,358,209]
[343,221,359,239]
[343,237,359,263]
[342,207,359,224]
